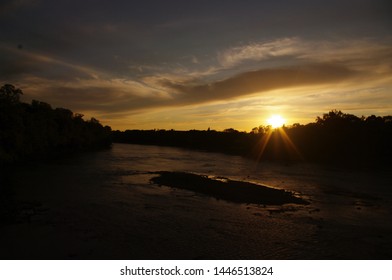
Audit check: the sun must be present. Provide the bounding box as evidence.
[267,114,285,128]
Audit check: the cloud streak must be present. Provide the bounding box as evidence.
[218,37,392,69]
[218,38,303,67]
[162,63,361,105]
[0,43,102,80]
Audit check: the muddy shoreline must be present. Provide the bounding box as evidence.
[150,171,308,205]
[1,143,392,259]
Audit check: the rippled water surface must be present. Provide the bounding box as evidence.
[1,143,392,259]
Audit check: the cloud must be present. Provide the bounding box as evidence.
[0,43,101,80]
[19,76,170,114]
[218,38,303,67]
[11,37,391,119]
[17,62,362,120]
[217,37,392,71]
[0,0,39,15]
[298,39,392,66]
[3,35,392,130]
[161,63,361,105]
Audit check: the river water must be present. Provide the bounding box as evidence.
[1,143,392,259]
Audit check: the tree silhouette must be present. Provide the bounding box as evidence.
[0,84,23,104]
[0,84,112,164]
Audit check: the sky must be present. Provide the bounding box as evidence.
[1,0,391,131]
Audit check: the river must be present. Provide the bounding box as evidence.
[1,143,392,259]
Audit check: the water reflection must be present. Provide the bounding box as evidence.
[2,143,392,259]
[107,144,391,223]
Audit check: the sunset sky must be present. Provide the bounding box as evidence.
[1,0,391,131]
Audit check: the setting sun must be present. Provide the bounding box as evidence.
[267,114,285,128]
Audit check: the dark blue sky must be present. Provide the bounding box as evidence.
[1,0,391,129]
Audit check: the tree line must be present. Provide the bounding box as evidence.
[0,84,112,164]
[2,83,391,168]
[113,110,392,168]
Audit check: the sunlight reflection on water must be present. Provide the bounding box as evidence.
[96,144,392,224]
[4,143,392,259]
[101,143,392,233]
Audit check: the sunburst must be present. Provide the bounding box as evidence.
[267,114,285,128]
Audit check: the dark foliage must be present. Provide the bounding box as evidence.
[113,109,392,168]
[0,84,112,164]
[112,129,257,156]
[287,110,392,166]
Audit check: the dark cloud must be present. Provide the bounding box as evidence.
[1,0,390,72]
[24,83,159,114]
[0,0,39,15]
[163,63,360,105]
[0,52,39,79]
[0,45,99,82]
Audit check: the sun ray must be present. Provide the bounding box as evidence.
[254,125,303,162]
[256,128,273,162]
[277,127,303,160]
